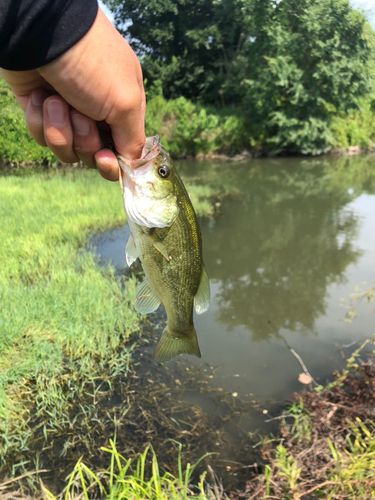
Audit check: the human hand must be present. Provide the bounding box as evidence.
[0,8,145,181]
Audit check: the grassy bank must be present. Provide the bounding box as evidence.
[0,168,137,459]
[0,166,221,481]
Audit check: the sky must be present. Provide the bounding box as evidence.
[352,0,375,28]
[99,0,375,30]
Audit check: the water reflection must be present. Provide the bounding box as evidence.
[198,159,362,341]
[323,154,375,195]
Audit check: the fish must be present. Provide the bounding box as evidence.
[118,136,210,364]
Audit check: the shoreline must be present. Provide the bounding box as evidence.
[242,342,375,499]
[1,142,375,169]
[190,143,375,161]
[1,344,373,499]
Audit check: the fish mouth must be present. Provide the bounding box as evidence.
[118,136,160,178]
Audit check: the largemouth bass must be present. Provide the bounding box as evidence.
[118,136,210,364]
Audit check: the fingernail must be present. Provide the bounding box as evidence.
[31,89,45,106]
[71,114,90,136]
[95,159,111,173]
[46,99,66,128]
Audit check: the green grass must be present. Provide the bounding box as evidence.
[0,168,137,457]
[41,440,211,500]
[0,167,219,463]
[326,418,375,499]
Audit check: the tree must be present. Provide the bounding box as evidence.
[103,0,251,104]
[104,0,374,153]
[243,0,375,153]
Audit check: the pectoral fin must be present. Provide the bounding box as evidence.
[194,265,210,314]
[125,233,138,267]
[134,278,161,314]
[144,231,171,262]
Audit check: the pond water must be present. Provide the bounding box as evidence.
[95,154,375,408]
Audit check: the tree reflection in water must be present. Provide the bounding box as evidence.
[183,154,375,342]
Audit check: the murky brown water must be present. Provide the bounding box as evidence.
[94,154,375,407]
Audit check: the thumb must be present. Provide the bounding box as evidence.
[110,91,146,161]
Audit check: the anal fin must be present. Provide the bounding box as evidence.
[134,278,161,314]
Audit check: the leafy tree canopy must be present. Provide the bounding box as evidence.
[104,0,374,153]
[244,0,375,152]
[104,0,250,103]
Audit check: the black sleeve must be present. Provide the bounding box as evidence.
[0,0,98,71]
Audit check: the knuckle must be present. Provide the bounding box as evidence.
[46,135,70,149]
[44,126,71,149]
[45,137,77,163]
[120,89,144,114]
[133,132,146,152]
[27,126,47,147]
[72,143,92,155]
[105,86,145,126]
[76,154,96,169]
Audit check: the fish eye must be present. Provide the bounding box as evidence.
[158,166,170,178]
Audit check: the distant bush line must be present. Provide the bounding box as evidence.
[145,94,375,158]
[1,78,375,164]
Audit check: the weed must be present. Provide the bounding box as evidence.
[41,440,212,500]
[248,354,375,499]
[288,400,312,445]
[274,445,301,493]
[323,419,375,499]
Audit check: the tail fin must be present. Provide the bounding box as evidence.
[154,328,201,364]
